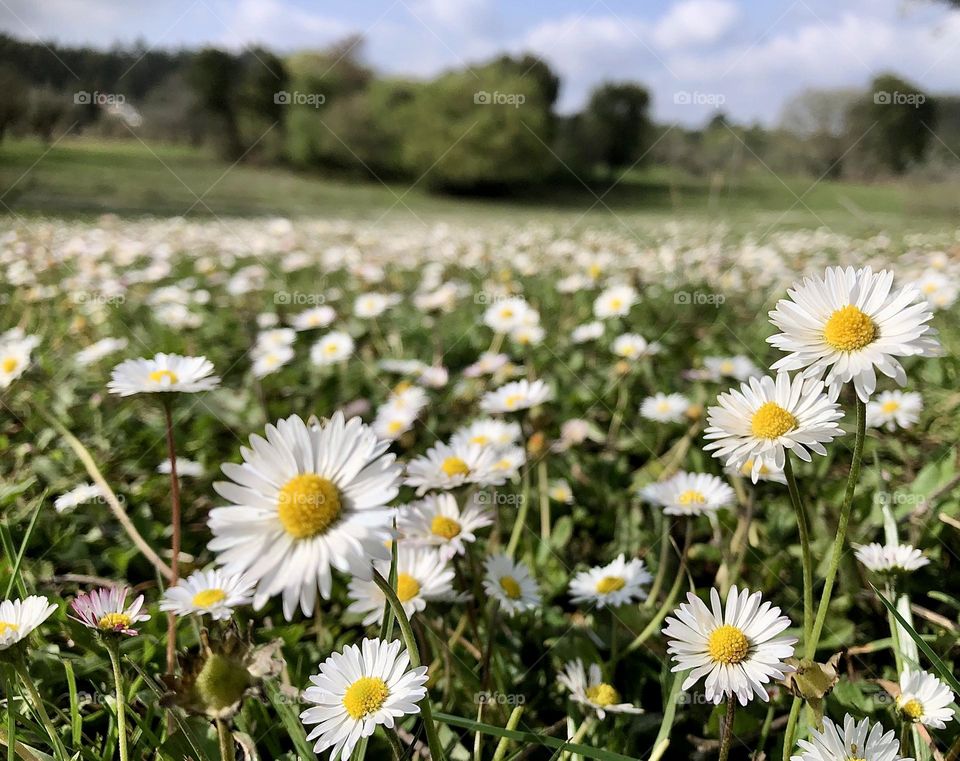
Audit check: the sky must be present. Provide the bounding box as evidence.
[2,0,959,126]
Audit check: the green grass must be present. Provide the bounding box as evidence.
[1,137,958,234]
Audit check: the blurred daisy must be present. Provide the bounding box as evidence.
[487,445,526,479]
[640,393,690,423]
[511,324,544,347]
[854,542,929,573]
[108,353,220,396]
[451,419,522,451]
[594,285,637,319]
[70,587,149,636]
[568,554,651,608]
[480,379,552,414]
[703,355,761,382]
[663,586,796,705]
[300,637,428,761]
[642,471,736,516]
[791,714,906,761]
[897,668,955,729]
[768,265,940,401]
[0,595,57,650]
[866,391,922,431]
[703,373,843,483]
[290,306,336,331]
[0,334,38,388]
[255,328,296,349]
[207,413,401,619]
[159,569,255,620]
[157,457,204,477]
[310,332,354,366]
[405,440,505,495]
[913,269,957,310]
[724,458,786,485]
[397,492,492,559]
[558,659,643,719]
[463,352,509,378]
[483,553,540,616]
[54,482,105,513]
[548,479,574,503]
[354,292,400,319]
[613,334,661,361]
[483,297,530,333]
[372,406,419,441]
[571,321,604,344]
[347,546,454,625]
[75,337,128,367]
[252,345,295,378]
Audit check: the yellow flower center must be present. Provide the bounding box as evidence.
[751,402,798,439]
[387,420,405,434]
[588,263,602,279]
[595,576,625,594]
[0,621,19,635]
[342,676,390,719]
[586,683,621,707]
[499,575,522,600]
[1,357,18,374]
[276,474,342,538]
[192,589,227,608]
[677,490,707,506]
[609,297,623,311]
[900,697,924,721]
[707,624,750,664]
[148,369,179,384]
[431,515,461,540]
[504,394,524,409]
[823,305,877,352]
[500,308,514,319]
[98,612,132,631]
[395,573,421,603]
[720,361,735,374]
[324,342,340,355]
[470,435,490,446]
[441,457,470,477]
[881,400,900,413]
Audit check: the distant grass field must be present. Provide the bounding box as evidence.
[1,136,958,234]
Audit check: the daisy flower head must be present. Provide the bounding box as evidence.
[157,457,204,477]
[207,412,402,619]
[107,353,220,396]
[571,321,604,344]
[300,637,428,761]
[896,668,955,729]
[854,542,929,574]
[405,439,506,495]
[791,714,909,761]
[75,336,128,367]
[724,458,786,484]
[450,418,522,452]
[70,586,149,636]
[0,332,39,389]
[612,334,661,361]
[54,482,105,513]
[594,284,637,319]
[483,296,530,334]
[346,546,454,625]
[483,553,540,616]
[397,492,493,559]
[768,265,940,401]
[310,331,354,366]
[548,479,574,503]
[290,305,336,331]
[558,659,644,719]
[568,554,652,608]
[480,379,552,414]
[372,405,418,441]
[663,585,796,705]
[252,344,295,378]
[703,373,843,482]
[463,352,509,378]
[866,390,922,431]
[354,292,400,319]
[159,569,255,620]
[642,471,736,516]
[0,595,57,650]
[640,392,691,423]
[703,355,761,382]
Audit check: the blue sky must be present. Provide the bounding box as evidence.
[2,0,958,126]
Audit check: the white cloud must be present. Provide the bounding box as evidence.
[218,0,350,51]
[652,0,739,50]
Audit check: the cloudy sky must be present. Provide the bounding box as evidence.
[2,0,958,125]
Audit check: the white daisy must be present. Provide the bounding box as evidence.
[703,373,843,483]
[0,595,57,650]
[594,285,637,319]
[571,321,604,344]
[207,413,402,619]
[557,659,644,719]
[663,586,796,705]
[866,390,922,431]
[482,553,540,616]
[300,637,429,761]
[703,355,761,382]
[75,337,128,367]
[568,554,652,608]
[612,334,660,361]
[450,419,522,452]
[642,471,736,516]
[913,269,957,310]
[54,483,105,513]
[157,457,204,477]
[896,668,956,729]
[396,492,492,559]
[483,297,530,333]
[480,379,552,414]
[0,335,37,389]
[69,586,150,635]
[290,306,336,331]
[310,332,354,366]
[640,393,691,423]
[548,479,574,503]
[354,292,400,319]
[372,406,419,441]
[724,458,786,485]
[511,323,544,347]
[405,440,506,495]
[255,328,296,349]
[107,353,220,396]
[854,542,929,573]
[768,265,940,401]
[791,714,908,761]
[252,345,295,378]
[159,569,255,620]
[463,352,509,378]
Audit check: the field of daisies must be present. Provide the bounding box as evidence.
[1,216,959,761]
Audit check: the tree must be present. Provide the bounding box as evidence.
[189,48,243,159]
[0,64,27,140]
[581,82,651,175]
[780,87,860,177]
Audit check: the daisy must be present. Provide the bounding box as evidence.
[483,553,540,616]
[70,586,149,636]
[252,345,295,378]
[255,328,296,349]
[354,292,399,319]
[642,471,736,516]
[571,321,604,344]
[703,355,761,382]
[914,269,957,310]
[854,542,929,573]
[640,393,691,423]
[791,714,908,761]
[568,554,652,608]
[594,285,637,319]
[483,297,530,333]
[866,391,922,431]
[724,458,786,485]
[405,440,506,495]
[372,406,419,441]
[703,373,843,482]
[54,482,105,513]
[663,586,796,705]
[896,668,956,729]
[397,492,493,558]
[480,379,552,414]
[75,337,128,367]
[310,332,354,366]
[463,352,509,378]
[0,335,37,389]
[347,546,455,625]
[511,324,544,347]
[107,353,220,396]
[300,637,429,761]
[558,659,643,719]
[548,479,574,503]
[157,457,204,477]
[207,413,402,619]
[0,595,57,650]
[768,265,940,401]
[290,306,336,331]
[159,569,255,620]
[450,419,522,452]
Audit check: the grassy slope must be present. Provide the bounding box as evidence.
[1,136,958,234]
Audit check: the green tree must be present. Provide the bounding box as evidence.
[581,82,651,175]
[0,64,27,140]
[189,48,243,159]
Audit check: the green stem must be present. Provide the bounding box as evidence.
[216,718,235,761]
[383,727,406,760]
[13,658,68,761]
[3,666,15,761]
[505,467,530,558]
[561,718,593,761]
[783,700,801,761]
[106,642,129,761]
[783,456,813,647]
[491,705,524,761]
[537,460,551,543]
[644,515,672,608]
[372,570,445,761]
[718,698,736,761]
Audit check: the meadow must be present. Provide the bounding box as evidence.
[0,137,958,761]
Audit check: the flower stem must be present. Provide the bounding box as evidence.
[162,399,181,683]
[13,657,68,761]
[505,466,530,558]
[383,727,407,760]
[718,697,736,761]
[537,460,551,543]
[372,569,446,761]
[216,718,235,761]
[105,641,129,761]
[783,456,813,647]
[645,515,672,608]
